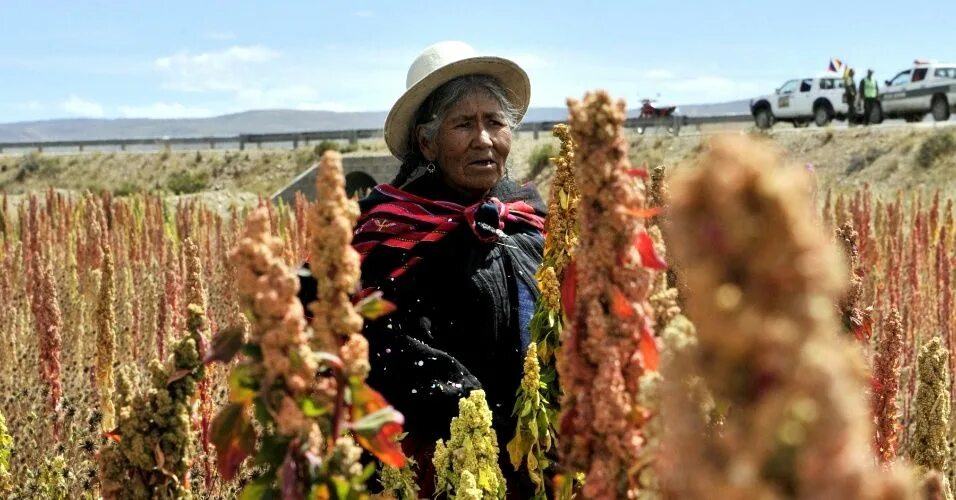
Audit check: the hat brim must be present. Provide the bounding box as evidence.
[384,56,530,161]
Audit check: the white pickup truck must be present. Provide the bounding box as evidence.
[875,61,956,123]
[750,73,851,129]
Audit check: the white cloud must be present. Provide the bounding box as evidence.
[642,69,675,80]
[60,95,105,117]
[235,84,323,109]
[147,44,398,114]
[354,9,373,17]
[155,45,280,92]
[117,102,215,119]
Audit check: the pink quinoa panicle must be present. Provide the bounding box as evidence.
[307,150,367,378]
[557,90,660,498]
[31,252,63,438]
[230,207,316,405]
[661,135,913,499]
[226,194,378,496]
[872,309,904,464]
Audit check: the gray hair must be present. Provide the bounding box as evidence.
[412,74,520,150]
[391,75,520,187]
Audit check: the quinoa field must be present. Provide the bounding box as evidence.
[1,91,955,499]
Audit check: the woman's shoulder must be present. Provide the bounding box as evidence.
[490,178,547,217]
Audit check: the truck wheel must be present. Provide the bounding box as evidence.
[932,95,951,122]
[754,108,773,129]
[869,102,884,125]
[814,103,833,127]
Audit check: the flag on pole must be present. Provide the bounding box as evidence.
[828,57,844,73]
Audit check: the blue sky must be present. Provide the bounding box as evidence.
[1,0,954,123]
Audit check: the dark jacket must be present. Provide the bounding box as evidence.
[299,173,546,495]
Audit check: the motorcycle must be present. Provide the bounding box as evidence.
[637,99,679,135]
[640,98,678,118]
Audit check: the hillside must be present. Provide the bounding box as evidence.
[0,102,749,142]
[1,125,954,205]
[623,125,956,196]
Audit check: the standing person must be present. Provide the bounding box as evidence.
[299,41,546,497]
[860,69,880,125]
[844,68,858,125]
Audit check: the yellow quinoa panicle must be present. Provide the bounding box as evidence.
[433,390,505,499]
[508,123,579,496]
[0,410,12,494]
[97,304,207,499]
[95,248,116,432]
[541,123,579,276]
[183,238,208,317]
[909,337,951,481]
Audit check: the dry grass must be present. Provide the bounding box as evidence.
[2,126,955,205]
[0,140,385,197]
[611,126,956,201]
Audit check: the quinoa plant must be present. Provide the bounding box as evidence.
[95,248,116,432]
[378,455,419,500]
[433,390,506,499]
[872,309,905,463]
[209,151,404,499]
[96,303,207,499]
[662,135,913,498]
[557,91,665,498]
[836,221,872,341]
[508,123,578,496]
[0,410,12,494]
[909,336,952,498]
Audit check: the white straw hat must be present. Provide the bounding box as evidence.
[384,41,530,160]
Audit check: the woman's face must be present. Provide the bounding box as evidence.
[418,91,512,198]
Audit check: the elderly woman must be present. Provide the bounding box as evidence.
[352,41,545,494]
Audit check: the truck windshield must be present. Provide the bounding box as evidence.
[778,80,799,94]
[889,71,911,86]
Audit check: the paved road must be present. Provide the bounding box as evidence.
[660,116,956,138]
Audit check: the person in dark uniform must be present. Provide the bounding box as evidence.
[844,68,858,125]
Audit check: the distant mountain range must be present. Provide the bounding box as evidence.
[0,101,751,142]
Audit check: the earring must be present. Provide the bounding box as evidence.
[425,162,436,174]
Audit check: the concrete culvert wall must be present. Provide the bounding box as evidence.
[271,153,399,205]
